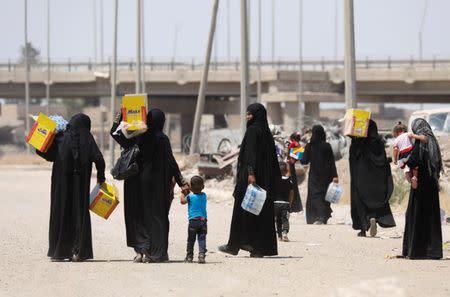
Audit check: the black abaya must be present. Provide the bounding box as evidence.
[288,163,303,213]
[37,114,105,260]
[300,125,337,224]
[349,120,395,231]
[226,103,280,256]
[402,119,443,259]
[111,109,184,260]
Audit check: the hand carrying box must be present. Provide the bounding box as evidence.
[121,94,148,131]
[26,113,57,152]
[89,182,120,220]
[343,109,371,137]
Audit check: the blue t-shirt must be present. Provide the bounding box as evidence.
[187,192,207,220]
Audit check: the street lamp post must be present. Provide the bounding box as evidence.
[344,0,357,109]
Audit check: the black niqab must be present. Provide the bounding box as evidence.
[110,108,184,260]
[403,118,443,259]
[226,103,280,256]
[411,118,443,186]
[349,120,395,231]
[37,114,105,260]
[300,125,337,224]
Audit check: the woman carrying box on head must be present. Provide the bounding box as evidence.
[110,108,189,263]
[300,125,338,225]
[349,119,396,237]
[36,114,106,262]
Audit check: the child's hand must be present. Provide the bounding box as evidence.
[181,183,190,195]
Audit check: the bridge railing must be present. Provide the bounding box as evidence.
[1,58,450,72]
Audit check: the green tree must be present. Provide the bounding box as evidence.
[18,42,41,65]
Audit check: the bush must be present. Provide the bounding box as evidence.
[390,169,410,205]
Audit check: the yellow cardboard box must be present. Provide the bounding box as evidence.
[344,109,371,137]
[89,182,119,220]
[26,113,57,152]
[121,94,148,131]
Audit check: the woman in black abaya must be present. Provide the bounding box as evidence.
[37,114,105,261]
[219,103,281,257]
[349,120,396,237]
[300,125,338,224]
[111,108,187,262]
[402,118,443,259]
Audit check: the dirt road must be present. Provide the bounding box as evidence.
[0,167,449,297]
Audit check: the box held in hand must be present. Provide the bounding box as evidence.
[26,112,57,152]
[241,184,267,216]
[325,182,343,204]
[121,94,148,131]
[344,109,371,137]
[89,182,120,220]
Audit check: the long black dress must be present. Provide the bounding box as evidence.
[225,103,280,256]
[300,125,337,224]
[37,114,105,260]
[402,118,443,259]
[349,120,396,232]
[111,109,184,260]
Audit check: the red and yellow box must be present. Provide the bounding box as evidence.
[344,109,371,137]
[121,94,148,131]
[26,113,57,152]
[89,182,119,220]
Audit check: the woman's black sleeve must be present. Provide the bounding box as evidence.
[110,122,136,149]
[300,143,311,165]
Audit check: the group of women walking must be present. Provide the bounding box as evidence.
[37,102,444,262]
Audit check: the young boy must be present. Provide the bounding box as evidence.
[393,122,413,169]
[274,162,294,242]
[392,122,422,189]
[181,176,207,264]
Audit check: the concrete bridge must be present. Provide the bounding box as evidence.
[1,59,450,133]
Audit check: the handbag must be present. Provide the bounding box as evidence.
[111,144,140,180]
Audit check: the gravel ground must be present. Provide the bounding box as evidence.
[0,167,449,297]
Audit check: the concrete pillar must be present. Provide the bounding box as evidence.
[181,113,194,154]
[283,102,298,132]
[305,102,320,120]
[266,102,283,125]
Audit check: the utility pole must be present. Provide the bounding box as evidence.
[419,0,428,60]
[109,0,118,167]
[100,0,104,65]
[190,0,220,155]
[135,0,142,93]
[93,0,97,65]
[46,0,51,115]
[271,0,275,65]
[227,0,231,61]
[141,0,146,93]
[240,0,250,136]
[24,0,30,154]
[334,0,338,64]
[344,0,357,109]
[257,0,262,102]
[297,0,304,130]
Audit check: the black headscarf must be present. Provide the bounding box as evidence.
[411,118,443,183]
[63,114,95,171]
[310,125,326,144]
[147,108,166,134]
[247,103,269,129]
